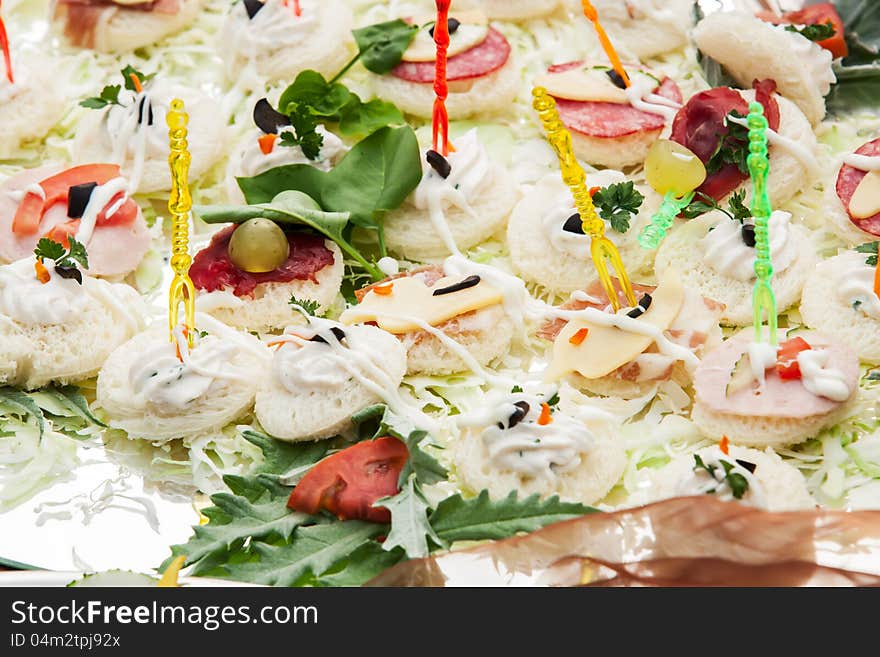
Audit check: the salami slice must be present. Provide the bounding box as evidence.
[694,331,858,419]
[548,63,683,139]
[390,28,511,83]
[836,138,880,237]
[671,79,780,201]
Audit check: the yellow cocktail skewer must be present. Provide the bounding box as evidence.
[532,87,637,311]
[167,98,195,348]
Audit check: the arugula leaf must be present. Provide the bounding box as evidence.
[705,111,750,176]
[241,429,330,478]
[79,84,121,110]
[288,296,321,317]
[0,387,46,439]
[697,51,737,88]
[316,542,404,587]
[592,181,645,233]
[221,521,384,586]
[837,0,880,64]
[786,22,836,42]
[828,61,880,113]
[45,386,107,428]
[856,241,879,266]
[350,19,419,75]
[374,475,443,558]
[429,490,597,543]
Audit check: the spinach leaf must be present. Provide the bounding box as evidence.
[351,19,419,75]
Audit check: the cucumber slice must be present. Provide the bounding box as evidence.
[726,352,755,397]
[67,571,158,587]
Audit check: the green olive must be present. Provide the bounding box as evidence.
[228,218,290,273]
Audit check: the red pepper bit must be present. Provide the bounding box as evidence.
[432,0,451,157]
[569,327,589,345]
[588,186,601,197]
[0,1,14,84]
[34,259,50,284]
[373,283,394,296]
[537,402,553,425]
[719,435,729,455]
[258,133,277,155]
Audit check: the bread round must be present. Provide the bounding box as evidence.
[254,325,407,442]
[455,0,561,20]
[72,82,226,194]
[96,318,268,441]
[633,444,814,511]
[0,59,65,158]
[507,175,657,295]
[655,211,816,326]
[219,0,354,84]
[1,278,146,390]
[569,125,665,170]
[824,183,877,245]
[371,58,520,120]
[195,240,344,333]
[801,251,880,364]
[454,428,625,505]
[402,304,514,376]
[53,0,203,53]
[384,161,518,261]
[693,10,834,127]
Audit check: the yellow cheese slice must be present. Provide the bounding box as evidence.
[402,11,489,63]
[849,170,880,220]
[543,270,685,382]
[339,275,503,334]
[533,67,659,104]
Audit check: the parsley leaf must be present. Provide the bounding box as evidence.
[592,181,645,233]
[856,241,879,266]
[705,110,750,176]
[288,296,321,317]
[65,237,89,270]
[682,191,752,222]
[33,236,89,272]
[727,190,752,222]
[785,22,836,42]
[278,103,324,160]
[33,238,66,264]
[120,65,154,92]
[79,84,121,109]
[693,455,751,500]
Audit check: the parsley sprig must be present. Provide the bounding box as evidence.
[592,181,645,233]
[856,241,879,266]
[34,237,89,271]
[693,454,750,499]
[705,110,750,176]
[288,296,322,317]
[785,22,835,43]
[80,65,154,110]
[683,190,752,222]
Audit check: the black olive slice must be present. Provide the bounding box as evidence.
[735,459,757,474]
[433,275,480,296]
[310,327,346,344]
[426,149,452,179]
[741,223,756,248]
[563,213,585,234]
[243,0,264,19]
[55,266,83,285]
[67,182,98,219]
[137,96,154,126]
[253,98,291,135]
[606,69,627,90]
[626,293,652,318]
[497,401,530,430]
[429,17,461,37]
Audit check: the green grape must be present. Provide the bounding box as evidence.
[228,218,290,273]
[645,139,707,197]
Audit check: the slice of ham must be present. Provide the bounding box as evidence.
[836,137,880,237]
[391,28,511,83]
[671,79,780,202]
[694,330,858,419]
[0,166,151,278]
[56,0,182,49]
[548,62,683,139]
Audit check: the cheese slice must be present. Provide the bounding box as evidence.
[849,170,880,220]
[534,67,659,104]
[544,270,685,381]
[402,11,489,63]
[340,275,502,334]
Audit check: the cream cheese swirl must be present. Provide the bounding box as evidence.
[701,210,797,281]
[0,259,83,325]
[413,129,493,216]
[834,251,880,319]
[237,126,347,179]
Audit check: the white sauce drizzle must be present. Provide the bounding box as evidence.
[377,256,400,277]
[842,154,880,171]
[747,341,778,388]
[237,125,346,179]
[727,114,821,179]
[797,348,851,402]
[835,251,880,319]
[701,210,797,282]
[623,73,680,122]
[75,177,129,247]
[676,446,767,506]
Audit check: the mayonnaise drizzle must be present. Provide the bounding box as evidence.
[843,154,880,172]
[835,251,880,319]
[701,210,797,282]
[623,74,680,122]
[104,87,163,194]
[676,446,767,506]
[728,114,821,179]
[237,125,346,179]
[797,348,851,402]
[747,341,778,388]
[75,177,129,247]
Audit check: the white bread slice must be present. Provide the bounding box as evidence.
[1,279,146,390]
[402,304,514,376]
[455,0,561,20]
[96,318,268,441]
[569,125,666,170]
[254,324,407,442]
[194,240,343,333]
[384,166,517,260]
[800,252,880,364]
[824,183,878,245]
[655,211,817,326]
[693,10,834,126]
[632,444,814,511]
[0,59,66,158]
[579,0,694,59]
[454,428,626,505]
[219,0,354,84]
[507,175,658,295]
[371,58,520,120]
[52,0,203,53]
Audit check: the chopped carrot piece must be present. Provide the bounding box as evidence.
[258,133,277,155]
[34,260,50,284]
[175,327,189,362]
[373,283,394,296]
[588,186,601,197]
[538,402,553,426]
[129,73,143,94]
[719,435,729,455]
[569,327,589,345]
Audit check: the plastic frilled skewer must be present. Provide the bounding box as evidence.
[746,100,778,346]
[532,87,637,312]
[580,0,630,88]
[167,98,195,348]
[432,0,451,156]
[0,0,14,84]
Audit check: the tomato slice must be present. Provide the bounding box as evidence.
[757,3,848,59]
[776,336,812,380]
[287,437,408,523]
[11,164,137,236]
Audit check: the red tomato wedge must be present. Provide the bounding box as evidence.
[12,164,138,236]
[757,2,848,59]
[287,437,408,523]
[776,336,812,380]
